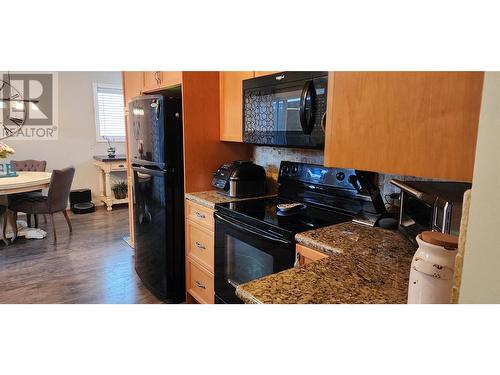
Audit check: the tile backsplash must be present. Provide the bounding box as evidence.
[251,145,433,209]
[251,146,324,193]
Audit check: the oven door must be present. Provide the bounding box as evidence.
[214,212,295,304]
[242,72,327,149]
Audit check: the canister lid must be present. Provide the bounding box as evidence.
[421,231,459,250]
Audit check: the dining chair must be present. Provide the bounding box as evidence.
[9,159,48,228]
[5,167,75,243]
[10,160,47,172]
[0,205,8,246]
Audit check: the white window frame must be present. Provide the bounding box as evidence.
[93,82,126,143]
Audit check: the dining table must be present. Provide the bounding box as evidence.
[0,171,52,244]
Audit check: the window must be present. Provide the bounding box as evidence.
[93,83,125,142]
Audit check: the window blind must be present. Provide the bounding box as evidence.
[95,84,125,141]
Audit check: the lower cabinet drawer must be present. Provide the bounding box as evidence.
[110,161,127,171]
[186,221,214,273]
[185,200,214,230]
[186,258,214,304]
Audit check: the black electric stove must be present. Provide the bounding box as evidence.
[214,161,387,304]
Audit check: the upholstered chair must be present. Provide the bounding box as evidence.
[9,159,48,228]
[6,167,75,242]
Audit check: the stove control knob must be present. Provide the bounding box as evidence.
[283,166,290,174]
[291,166,298,174]
[336,171,345,181]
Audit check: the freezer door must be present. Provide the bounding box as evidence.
[129,96,165,167]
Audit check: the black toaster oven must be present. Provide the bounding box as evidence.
[212,161,266,198]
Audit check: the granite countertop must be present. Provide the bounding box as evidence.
[93,155,127,162]
[236,222,416,304]
[185,190,276,209]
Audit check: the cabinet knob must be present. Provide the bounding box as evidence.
[196,281,206,289]
[195,241,206,250]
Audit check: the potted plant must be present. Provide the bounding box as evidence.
[111,180,128,200]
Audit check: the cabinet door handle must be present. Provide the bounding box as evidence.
[195,241,206,250]
[195,212,206,219]
[196,281,206,289]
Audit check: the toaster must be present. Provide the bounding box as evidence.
[212,161,267,197]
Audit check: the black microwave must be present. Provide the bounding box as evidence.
[390,179,471,246]
[242,71,328,149]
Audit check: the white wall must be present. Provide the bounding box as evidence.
[5,71,125,203]
[459,72,500,303]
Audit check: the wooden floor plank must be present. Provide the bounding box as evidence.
[0,206,162,304]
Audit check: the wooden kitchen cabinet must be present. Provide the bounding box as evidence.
[295,244,329,266]
[142,71,161,92]
[186,257,214,304]
[254,71,282,77]
[143,71,182,92]
[219,71,254,142]
[185,199,215,304]
[122,71,143,111]
[186,221,214,273]
[160,71,182,88]
[324,72,484,182]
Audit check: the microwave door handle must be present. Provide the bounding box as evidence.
[299,80,316,135]
[214,213,291,245]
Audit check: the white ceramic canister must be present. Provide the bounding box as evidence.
[407,231,459,304]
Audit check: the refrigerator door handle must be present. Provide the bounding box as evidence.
[131,165,167,177]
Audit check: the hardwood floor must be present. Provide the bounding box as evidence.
[0,206,162,304]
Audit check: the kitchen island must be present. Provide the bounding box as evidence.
[235,222,416,304]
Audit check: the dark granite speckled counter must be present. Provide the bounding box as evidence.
[185,190,275,209]
[236,222,416,304]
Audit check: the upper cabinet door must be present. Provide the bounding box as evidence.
[324,72,484,182]
[219,71,254,142]
[159,71,182,88]
[143,71,182,92]
[143,71,161,92]
[254,71,282,77]
[122,71,144,111]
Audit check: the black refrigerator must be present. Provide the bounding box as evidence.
[128,93,184,302]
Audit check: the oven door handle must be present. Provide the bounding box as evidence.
[214,213,292,245]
